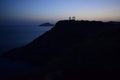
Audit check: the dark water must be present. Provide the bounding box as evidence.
[0,25,53,77]
[0,25,53,54]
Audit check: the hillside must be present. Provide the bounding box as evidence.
[2,20,120,79]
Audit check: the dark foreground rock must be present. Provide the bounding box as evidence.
[1,20,120,79]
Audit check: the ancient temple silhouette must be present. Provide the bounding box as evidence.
[69,17,72,20]
[69,16,75,20]
[72,16,75,20]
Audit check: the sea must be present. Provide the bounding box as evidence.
[0,25,53,54]
[0,25,53,76]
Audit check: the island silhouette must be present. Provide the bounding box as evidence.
[40,23,54,26]
[1,20,120,79]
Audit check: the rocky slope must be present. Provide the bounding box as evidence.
[2,20,120,79]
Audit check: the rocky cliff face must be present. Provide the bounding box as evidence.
[2,20,120,79]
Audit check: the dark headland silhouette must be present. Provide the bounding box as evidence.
[40,22,54,26]
[1,20,120,79]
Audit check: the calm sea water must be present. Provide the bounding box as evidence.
[0,25,53,54]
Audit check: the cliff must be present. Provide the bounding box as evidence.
[2,20,120,79]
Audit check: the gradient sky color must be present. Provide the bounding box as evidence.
[0,0,120,24]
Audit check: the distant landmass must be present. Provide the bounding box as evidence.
[39,23,54,26]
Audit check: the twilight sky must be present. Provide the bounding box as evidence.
[0,0,120,24]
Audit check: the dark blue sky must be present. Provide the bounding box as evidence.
[0,0,120,24]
